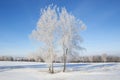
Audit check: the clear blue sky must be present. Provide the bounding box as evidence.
[0,0,120,57]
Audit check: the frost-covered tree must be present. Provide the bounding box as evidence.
[30,4,86,73]
[88,56,93,62]
[59,8,86,72]
[30,5,58,73]
[27,51,44,62]
[101,53,107,62]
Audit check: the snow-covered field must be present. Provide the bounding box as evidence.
[0,61,120,80]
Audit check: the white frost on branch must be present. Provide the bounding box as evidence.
[30,4,87,73]
[30,5,59,73]
[59,7,86,55]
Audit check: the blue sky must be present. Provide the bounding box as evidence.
[0,0,120,57]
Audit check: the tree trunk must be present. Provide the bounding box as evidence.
[48,65,51,72]
[48,48,54,73]
[51,61,54,73]
[63,48,68,72]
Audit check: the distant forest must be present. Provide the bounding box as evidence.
[0,54,120,62]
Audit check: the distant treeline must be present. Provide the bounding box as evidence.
[0,54,120,62]
[0,56,44,62]
[70,55,120,63]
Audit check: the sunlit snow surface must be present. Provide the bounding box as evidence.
[0,61,120,80]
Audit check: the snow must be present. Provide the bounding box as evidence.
[0,61,120,80]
